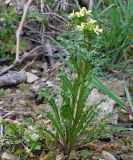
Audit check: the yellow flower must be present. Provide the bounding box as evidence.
[89,18,97,24]
[69,10,75,18]
[87,9,92,15]
[69,7,92,18]
[79,7,92,17]
[76,22,86,30]
[93,25,103,34]
[79,7,86,16]
[80,7,91,15]
[75,11,81,17]
[76,25,82,30]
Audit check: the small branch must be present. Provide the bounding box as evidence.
[40,0,44,13]
[89,0,94,10]
[21,55,38,71]
[42,12,68,23]
[16,0,33,62]
[0,46,42,76]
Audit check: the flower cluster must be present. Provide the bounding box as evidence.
[69,7,103,35]
[76,19,103,35]
[76,18,103,34]
[93,25,103,34]
[69,7,91,18]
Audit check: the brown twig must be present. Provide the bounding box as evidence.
[42,12,68,23]
[0,46,42,76]
[21,55,38,71]
[16,0,33,62]
[44,62,65,82]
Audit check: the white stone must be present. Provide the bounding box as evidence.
[26,72,39,83]
[102,150,116,160]
[2,152,16,160]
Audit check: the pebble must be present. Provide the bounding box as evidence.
[31,69,39,74]
[26,72,39,83]
[2,152,17,160]
[102,150,116,160]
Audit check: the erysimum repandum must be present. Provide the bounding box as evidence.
[69,7,91,18]
[69,7,103,36]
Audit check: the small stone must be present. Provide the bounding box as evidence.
[0,101,4,105]
[26,72,39,83]
[0,71,27,87]
[39,151,46,160]
[42,62,48,76]
[29,5,38,12]
[46,81,54,87]
[102,150,116,160]
[118,111,129,123]
[103,79,124,96]
[31,69,39,74]
[109,112,118,125]
[5,0,11,4]
[2,152,17,160]
[120,146,129,152]
[118,154,127,160]
[56,154,64,160]
[127,152,133,160]
[87,88,116,120]
[129,115,133,122]
[32,81,46,90]
[41,78,47,82]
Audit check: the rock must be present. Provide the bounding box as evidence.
[0,101,4,105]
[2,152,17,160]
[26,72,39,83]
[13,0,25,14]
[98,98,115,119]
[109,111,118,125]
[41,62,48,76]
[29,5,38,12]
[31,69,39,74]
[31,80,46,90]
[120,146,129,153]
[87,89,109,106]
[127,152,133,160]
[0,71,27,87]
[116,154,127,160]
[5,0,11,4]
[103,79,125,96]
[102,150,116,160]
[87,89,116,120]
[129,115,133,122]
[39,150,46,160]
[118,111,130,123]
[56,154,64,160]
[46,81,54,87]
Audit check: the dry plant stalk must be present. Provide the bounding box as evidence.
[16,0,33,62]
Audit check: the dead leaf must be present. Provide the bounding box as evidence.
[40,155,48,160]
[39,151,46,160]
[56,154,64,160]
